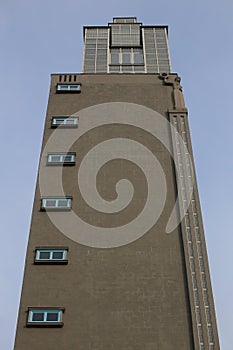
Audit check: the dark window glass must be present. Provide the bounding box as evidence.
[32,313,44,321]
[64,155,73,162]
[46,200,56,207]
[60,85,69,90]
[39,252,50,259]
[56,120,63,124]
[51,156,61,162]
[52,252,64,260]
[47,312,59,322]
[58,200,68,207]
[70,85,80,90]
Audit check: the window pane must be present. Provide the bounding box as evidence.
[122,65,133,72]
[32,312,44,322]
[54,118,64,125]
[63,155,73,162]
[122,54,131,64]
[52,252,64,260]
[51,156,61,162]
[46,312,59,322]
[69,85,80,90]
[121,48,131,53]
[59,85,69,90]
[39,252,50,260]
[109,66,120,72]
[57,84,80,91]
[111,54,119,64]
[46,200,56,207]
[134,53,144,64]
[58,200,69,207]
[66,118,76,125]
[134,66,145,72]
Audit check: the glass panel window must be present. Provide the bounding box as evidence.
[57,84,81,92]
[39,251,50,260]
[49,155,61,162]
[41,198,71,210]
[28,309,62,324]
[111,23,141,47]
[58,199,69,207]
[52,251,64,260]
[109,48,144,67]
[65,118,77,125]
[51,117,78,128]
[111,53,119,64]
[35,249,67,262]
[134,53,144,64]
[109,66,120,72]
[122,65,133,72]
[32,312,44,322]
[45,199,56,207]
[47,153,75,165]
[122,53,131,64]
[63,155,73,162]
[47,312,59,322]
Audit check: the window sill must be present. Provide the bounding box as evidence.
[51,124,78,129]
[40,207,72,212]
[46,162,76,167]
[56,90,81,94]
[27,322,64,328]
[34,259,68,265]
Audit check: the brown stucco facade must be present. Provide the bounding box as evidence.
[14,73,220,350]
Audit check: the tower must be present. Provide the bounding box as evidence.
[14,17,220,350]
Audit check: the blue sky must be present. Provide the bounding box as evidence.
[1,0,232,348]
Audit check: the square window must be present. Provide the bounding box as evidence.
[134,53,144,64]
[32,312,44,322]
[52,251,64,260]
[63,155,73,162]
[46,200,56,207]
[50,155,61,162]
[39,251,50,260]
[47,312,59,322]
[122,53,131,64]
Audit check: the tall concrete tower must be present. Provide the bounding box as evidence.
[14,17,220,350]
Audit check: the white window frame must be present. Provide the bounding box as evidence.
[51,117,78,127]
[47,153,75,165]
[28,309,62,323]
[56,84,81,92]
[41,197,72,210]
[35,249,67,261]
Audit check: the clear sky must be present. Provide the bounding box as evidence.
[1,0,232,349]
